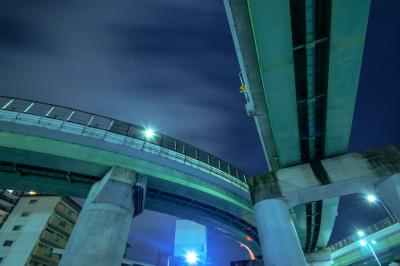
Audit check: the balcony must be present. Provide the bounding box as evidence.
[0,191,19,204]
[30,244,60,266]
[54,203,78,224]
[0,198,14,212]
[47,215,73,236]
[40,229,67,249]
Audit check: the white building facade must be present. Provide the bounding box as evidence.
[0,196,80,266]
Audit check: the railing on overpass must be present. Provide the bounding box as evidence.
[0,96,248,190]
[327,215,399,253]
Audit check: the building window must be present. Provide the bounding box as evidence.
[21,212,30,217]
[0,257,3,263]
[29,199,38,204]
[3,240,13,247]
[12,225,22,231]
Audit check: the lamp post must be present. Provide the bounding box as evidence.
[366,193,396,221]
[359,239,381,266]
[357,230,381,266]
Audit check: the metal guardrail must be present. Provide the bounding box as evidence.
[327,216,399,252]
[0,96,248,190]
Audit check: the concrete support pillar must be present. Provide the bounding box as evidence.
[59,167,136,266]
[254,198,306,266]
[376,173,400,219]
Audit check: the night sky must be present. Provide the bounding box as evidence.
[0,1,399,265]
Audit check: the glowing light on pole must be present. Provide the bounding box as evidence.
[366,194,377,203]
[361,240,381,266]
[185,251,199,265]
[359,239,367,247]
[365,193,395,220]
[144,128,155,139]
[141,127,156,151]
[357,231,381,266]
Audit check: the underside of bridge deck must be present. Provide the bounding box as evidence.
[224,0,371,255]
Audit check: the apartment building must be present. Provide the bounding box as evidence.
[0,196,80,265]
[0,190,21,227]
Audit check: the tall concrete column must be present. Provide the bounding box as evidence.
[249,173,307,266]
[59,166,136,266]
[254,198,307,266]
[376,173,400,219]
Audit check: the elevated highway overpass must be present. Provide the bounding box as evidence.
[0,1,397,264]
[307,216,400,265]
[223,0,379,264]
[0,96,260,258]
[1,96,400,265]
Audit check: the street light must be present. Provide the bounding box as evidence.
[366,194,377,203]
[144,128,155,139]
[359,239,367,247]
[358,238,381,266]
[185,251,199,265]
[141,127,156,151]
[365,193,395,220]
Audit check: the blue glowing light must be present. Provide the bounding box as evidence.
[185,251,199,265]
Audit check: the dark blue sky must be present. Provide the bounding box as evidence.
[0,0,399,264]
[0,0,266,176]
